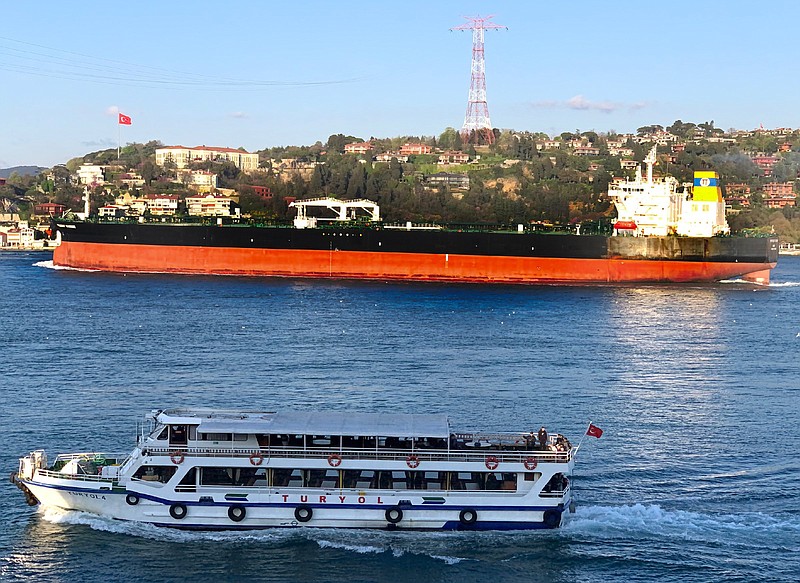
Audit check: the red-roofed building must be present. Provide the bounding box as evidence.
[399,143,432,156]
[34,203,67,217]
[751,155,779,177]
[344,142,373,155]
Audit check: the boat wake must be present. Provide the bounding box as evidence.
[563,503,800,545]
[32,260,98,272]
[720,277,800,287]
[39,503,799,562]
[39,507,466,564]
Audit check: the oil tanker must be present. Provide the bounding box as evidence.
[51,153,778,284]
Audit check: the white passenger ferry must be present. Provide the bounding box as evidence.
[13,409,576,530]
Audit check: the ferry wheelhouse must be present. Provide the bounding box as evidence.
[14,409,575,530]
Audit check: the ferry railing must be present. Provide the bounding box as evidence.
[142,446,572,465]
[34,468,115,483]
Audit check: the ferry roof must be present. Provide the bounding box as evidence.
[156,410,451,438]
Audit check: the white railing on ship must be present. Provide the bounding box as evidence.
[34,469,114,483]
[142,446,572,464]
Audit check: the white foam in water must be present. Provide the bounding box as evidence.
[39,507,466,563]
[720,277,800,287]
[33,260,98,272]
[564,503,800,543]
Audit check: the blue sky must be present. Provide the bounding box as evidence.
[1,0,798,168]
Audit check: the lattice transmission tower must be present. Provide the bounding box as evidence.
[450,15,506,145]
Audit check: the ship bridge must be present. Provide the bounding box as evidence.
[290,198,380,229]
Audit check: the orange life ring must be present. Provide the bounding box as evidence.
[485,455,499,470]
[524,456,538,470]
[406,455,420,469]
[170,451,184,465]
[249,452,264,466]
[327,454,342,467]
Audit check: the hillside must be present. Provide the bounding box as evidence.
[0,166,47,179]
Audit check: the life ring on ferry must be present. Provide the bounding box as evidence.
[294,505,313,522]
[327,454,342,467]
[169,503,188,520]
[249,452,264,466]
[385,506,403,524]
[523,457,538,471]
[459,508,478,525]
[485,455,499,471]
[405,455,420,469]
[169,451,185,465]
[125,493,140,506]
[228,505,246,522]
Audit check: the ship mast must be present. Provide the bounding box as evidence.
[644,145,657,184]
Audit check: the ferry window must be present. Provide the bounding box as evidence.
[543,473,568,493]
[524,472,542,482]
[233,468,267,487]
[188,426,197,440]
[133,465,177,483]
[390,471,410,489]
[341,435,365,449]
[170,425,188,445]
[256,434,269,447]
[233,434,248,442]
[308,435,332,448]
[271,434,289,447]
[449,472,484,491]
[155,427,168,440]
[177,467,197,489]
[342,470,377,489]
[271,468,304,488]
[200,467,236,486]
[287,435,304,447]
[422,471,445,490]
[481,473,515,490]
[198,433,232,442]
[307,469,340,488]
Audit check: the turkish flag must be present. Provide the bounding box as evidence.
[586,424,603,438]
[118,113,132,125]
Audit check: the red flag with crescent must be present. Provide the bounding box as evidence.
[118,113,132,125]
[586,424,603,438]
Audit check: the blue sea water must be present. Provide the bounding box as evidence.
[0,250,798,582]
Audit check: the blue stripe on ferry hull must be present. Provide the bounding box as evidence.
[149,520,560,531]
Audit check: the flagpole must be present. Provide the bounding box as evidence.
[573,421,592,457]
[118,120,121,160]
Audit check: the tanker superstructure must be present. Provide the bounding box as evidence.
[50,153,778,284]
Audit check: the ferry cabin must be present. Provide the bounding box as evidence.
[16,410,574,530]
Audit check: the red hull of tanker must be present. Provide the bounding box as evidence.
[53,241,774,284]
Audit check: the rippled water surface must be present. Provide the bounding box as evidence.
[1,251,798,582]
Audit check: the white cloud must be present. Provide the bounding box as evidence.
[105,105,119,116]
[229,111,248,119]
[530,95,651,114]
